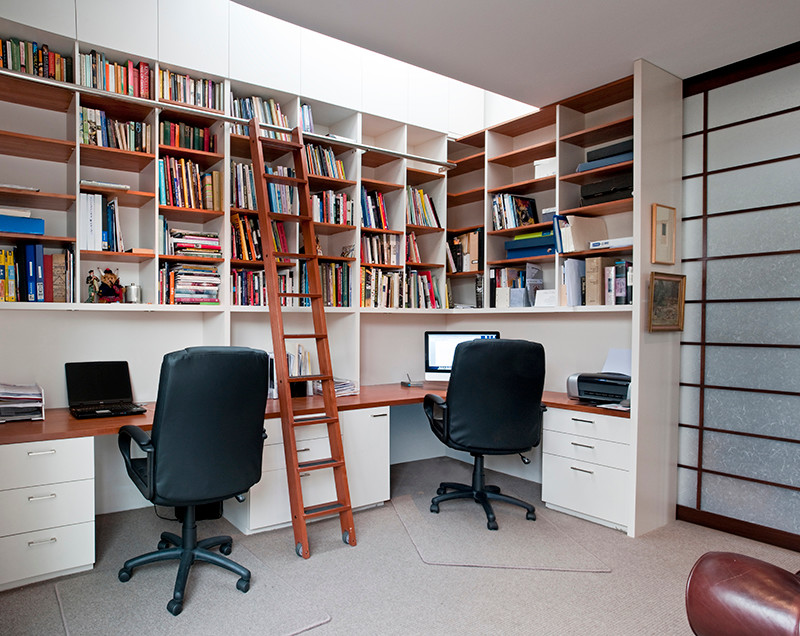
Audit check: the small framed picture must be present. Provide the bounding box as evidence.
[648,272,686,332]
[651,203,676,265]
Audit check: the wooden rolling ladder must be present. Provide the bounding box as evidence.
[247,119,356,558]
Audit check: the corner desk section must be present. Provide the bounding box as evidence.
[0,384,628,589]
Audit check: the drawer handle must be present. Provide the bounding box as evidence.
[570,466,595,475]
[570,442,595,449]
[371,413,388,418]
[297,448,311,453]
[300,473,311,478]
[27,449,57,457]
[571,418,594,424]
[28,493,57,502]
[28,537,57,547]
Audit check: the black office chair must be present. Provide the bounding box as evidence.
[117,346,269,616]
[423,338,545,530]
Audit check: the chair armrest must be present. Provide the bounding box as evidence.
[423,393,448,437]
[118,424,154,500]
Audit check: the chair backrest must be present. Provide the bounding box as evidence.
[149,346,269,506]
[445,338,545,454]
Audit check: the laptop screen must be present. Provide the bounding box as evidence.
[65,361,135,406]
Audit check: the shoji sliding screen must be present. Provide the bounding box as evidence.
[678,46,800,549]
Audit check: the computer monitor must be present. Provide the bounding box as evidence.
[424,330,500,381]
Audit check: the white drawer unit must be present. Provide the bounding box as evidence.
[0,437,95,591]
[225,406,390,534]
[541,407,631,531]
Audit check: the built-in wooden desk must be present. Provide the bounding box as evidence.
[0,384,624,446]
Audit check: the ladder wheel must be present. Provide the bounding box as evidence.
[342,531,350,545]
[295,542,305,558]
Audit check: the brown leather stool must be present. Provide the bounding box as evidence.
[686,551,800,635]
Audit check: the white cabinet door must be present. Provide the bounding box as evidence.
[341,407,390,509]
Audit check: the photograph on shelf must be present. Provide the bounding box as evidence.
[651,203,677,265]
[648,271,686,332]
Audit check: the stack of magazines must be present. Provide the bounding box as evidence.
[313,377,358,397]
[0,383,44,423]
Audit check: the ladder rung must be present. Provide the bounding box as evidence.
[298,457,344,471]
[288,374,332,383]
[258,136,303,152]
[284,333,327,339]
[268,212,315,223]
[274,251,315,261]
[292,416,338,426]
[303,501,350,520]
[262,174,305,187]
[278,292,322,299]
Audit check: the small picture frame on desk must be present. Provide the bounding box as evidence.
[648,272,686,332]
[651,203,677,265]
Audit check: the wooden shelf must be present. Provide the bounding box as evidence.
[230,133,296,161]
[361,149,399,168]
[81,249,155,263]
[159,144,223,170]
[0,130,74,162]
[406,223,443,236]
[360,262,402,270]
[560,198,634,217]
[318,255,356,263]
[80,186,155,208]
[560,161,633,186]
[0,72,74,111]
[560,116,633,148]
[158,205,223,223]
[79,92,154,122]
[0,232,75,246]
[447,187,484,207]
[487,222,552,238]
[308,174,357,191]
[559,246,632,259]
[314,222,356,236]
[447,224,484,235]
[489,140,556,168]
[560,76,634,114]
[361,177,403,194]
[158,254,224,265]
[452,130,485,148]
[406,167,444,186]
[487,175,556,196]
[447,151,485,177]
[446,270,483,278]
[406,262,443,269]
[159,104,220,128]
[157,98,224,117]
[361,226,402,236]
[488,253,555,266]
[81,145,155,172]
[489,104,557,137]
[0,187,75,211]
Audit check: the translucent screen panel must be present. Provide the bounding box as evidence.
[681,217,703,261]
[679,385,700,427]
[682,261,703,302]
[678,467,697,508]
[682,302,702,343]
[707,206,800,258]
[703,431,800,488]
[708,109,800,172]
[707,63,800,129]
[705,346,800,393]
[678,426,699,467]
[683,134,703,176]
[707,157,800,214]
[706,253,800,300]
[704,388,800,441]
[682,176,703,218]
[701,473,800,535]
[680,344,701,386]
[705,301,800,345]
[683,93,704,135]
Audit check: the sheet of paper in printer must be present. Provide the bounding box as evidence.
[602,348,631,377]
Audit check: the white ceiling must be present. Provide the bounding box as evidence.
[234,0,800,107]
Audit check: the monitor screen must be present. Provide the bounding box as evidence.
[424,331,500,381]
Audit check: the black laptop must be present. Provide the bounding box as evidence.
[65,361,147,419]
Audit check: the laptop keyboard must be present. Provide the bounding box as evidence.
[70,403,146,418]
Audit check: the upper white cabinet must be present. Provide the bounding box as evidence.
[361,50,408,124]
[1,0,77,38]
[158,0,229,77]
[76,0,158,59]
[300,28,363,111]
[407,66,449,133]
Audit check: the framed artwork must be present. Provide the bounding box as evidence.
[651,203,676,265]
[648,272,686,332]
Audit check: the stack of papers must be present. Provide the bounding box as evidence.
[313,377,358,397]
[0,383,44,423]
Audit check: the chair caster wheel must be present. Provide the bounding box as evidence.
[236,578,250,593]
[487,520,498,530]
[118,568,131,582]
[430,503,439,513]
[157,540,170,550]
[526,510,536,521]
[167,599,183,616]
[220,542,232,555]
[436,487,446,495]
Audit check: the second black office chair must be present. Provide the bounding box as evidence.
[117,346,269,616]
[423,338,545,530]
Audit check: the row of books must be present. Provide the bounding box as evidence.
[361,188,389,230]
[78,51,151,98]
[360,267,401,308]
[319,261,351,307]
[1,36,73,82]
[561,257,632,307]
[158,157,221,210]
[491,194,538,230]
[361,233,400,266]
[78,193,125,252]
[230,94,290,139]
[305,144,346,179]
[80,107,152,153]
[230,269,298,307]
[405,269,443,309]
[159,262,220,305]
[230,161,257,210]
[159,120,217,153]
[230,213,264,261]
[301,103,315,133]
[447,229,482,273]
[406,186,441,228]
[0,246,71,303]
[312,190,354,225]
[165,228,221,259]
[488,263,542,309]
[158,68,222,110]
[406,232,422,263]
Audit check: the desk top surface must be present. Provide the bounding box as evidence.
[0,383,627,446]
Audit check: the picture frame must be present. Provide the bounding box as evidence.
[648,272,686,332]
[651,203,676,265]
